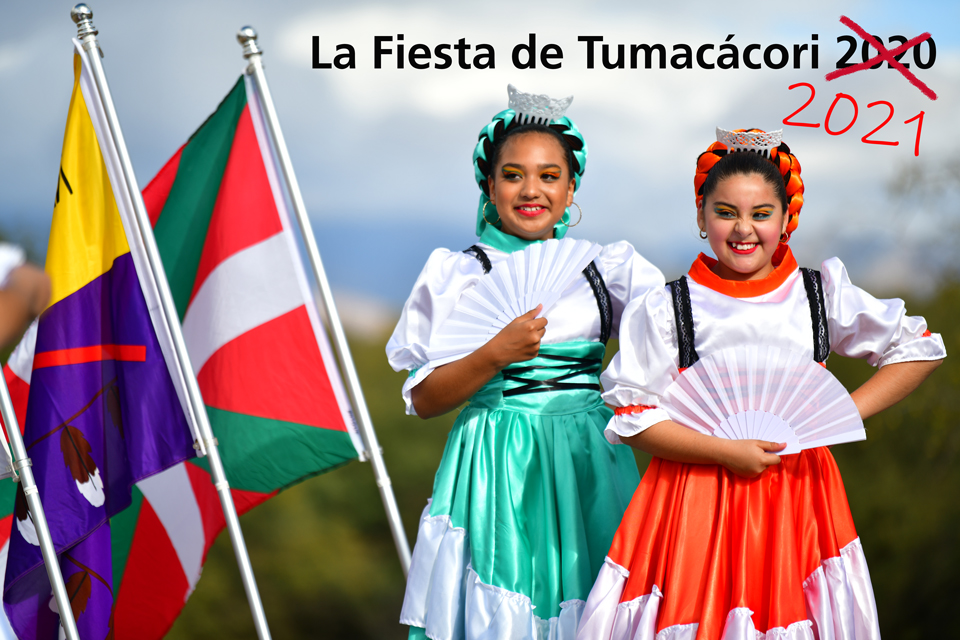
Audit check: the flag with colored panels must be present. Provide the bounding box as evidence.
[145,74,363,499]
[0,321,32,640]
[0,314,31,638]
[115,73,364,637]
[2,43,199,640]
[3,336,222,640]
[2,73,364,639]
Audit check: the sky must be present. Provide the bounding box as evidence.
[1,0,958,313]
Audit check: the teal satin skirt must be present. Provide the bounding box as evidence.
[402,341,640,639]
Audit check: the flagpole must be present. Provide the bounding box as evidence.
[0,378,80,640]
[69,6,273,639]
[237,27,412,576]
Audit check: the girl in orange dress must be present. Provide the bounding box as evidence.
[576,129,946,640]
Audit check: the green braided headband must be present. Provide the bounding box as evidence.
[472,108,588,237]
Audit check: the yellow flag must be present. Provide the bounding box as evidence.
[44,54,130,309]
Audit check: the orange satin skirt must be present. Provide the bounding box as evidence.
[577,448,881,639]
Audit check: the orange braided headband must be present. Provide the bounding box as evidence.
[694,128,804,241]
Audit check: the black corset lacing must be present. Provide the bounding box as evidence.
[501,353,603,397]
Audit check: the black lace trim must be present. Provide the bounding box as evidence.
[669,277,699,369]
[502,354,602,397]
[583,261,613,345]
[463,245,492,274]
[800,268,830,363]
[667,270,828,367]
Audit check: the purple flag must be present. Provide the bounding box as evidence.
[3,44,198,638]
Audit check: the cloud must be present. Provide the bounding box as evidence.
[1,0,957,297]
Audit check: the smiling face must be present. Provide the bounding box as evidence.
[487,132,576,241]
[697,173,788,281]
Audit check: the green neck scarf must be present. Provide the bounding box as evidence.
[478,222,562,253]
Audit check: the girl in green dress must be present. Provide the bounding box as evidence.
[387,86,663,639]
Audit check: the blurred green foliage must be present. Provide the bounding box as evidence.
[166,285,956,639]
[827,283,960,639]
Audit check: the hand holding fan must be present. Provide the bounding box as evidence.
[660,345,865,455]
[426,238,602,366]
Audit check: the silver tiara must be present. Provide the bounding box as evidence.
[716,127,783,158]
[507,84,573,125]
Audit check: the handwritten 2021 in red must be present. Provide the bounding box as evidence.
[782,16,936,157]
[783,83,925,157]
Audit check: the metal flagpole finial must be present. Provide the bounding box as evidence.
[71,4,98,39]
[237,26,262,59]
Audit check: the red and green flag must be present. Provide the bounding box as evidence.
[145,75,362,495]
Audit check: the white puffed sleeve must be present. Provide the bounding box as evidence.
[385,248,486,416]
[596,241,666,340]
[0,244,26,287]
[822,257,946,366]
[600,286,678,444]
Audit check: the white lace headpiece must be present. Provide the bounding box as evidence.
[507,84,573,125]
[716,127,783,159]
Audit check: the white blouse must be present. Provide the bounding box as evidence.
[602,247,947,443]
[0,243,25,286]
[387,240,665,416]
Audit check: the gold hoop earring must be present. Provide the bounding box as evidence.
[561,202,583,227]
[699,229,708,240]
[482,201,500,225]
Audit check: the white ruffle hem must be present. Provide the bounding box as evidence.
[401,505,585,640]
[576,539,880,640]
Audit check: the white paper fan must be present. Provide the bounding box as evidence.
[660,345,865,455]
[426,238,602,366]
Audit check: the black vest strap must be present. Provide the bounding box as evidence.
[582,262,613,345]
[800,268,831,363]
[463,245,492,274]
[668,277,699,369]
[462,246,613,344]
[669,269,831,367]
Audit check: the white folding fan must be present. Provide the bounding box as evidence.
[660,345,865,455]
[426,238,602,366]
